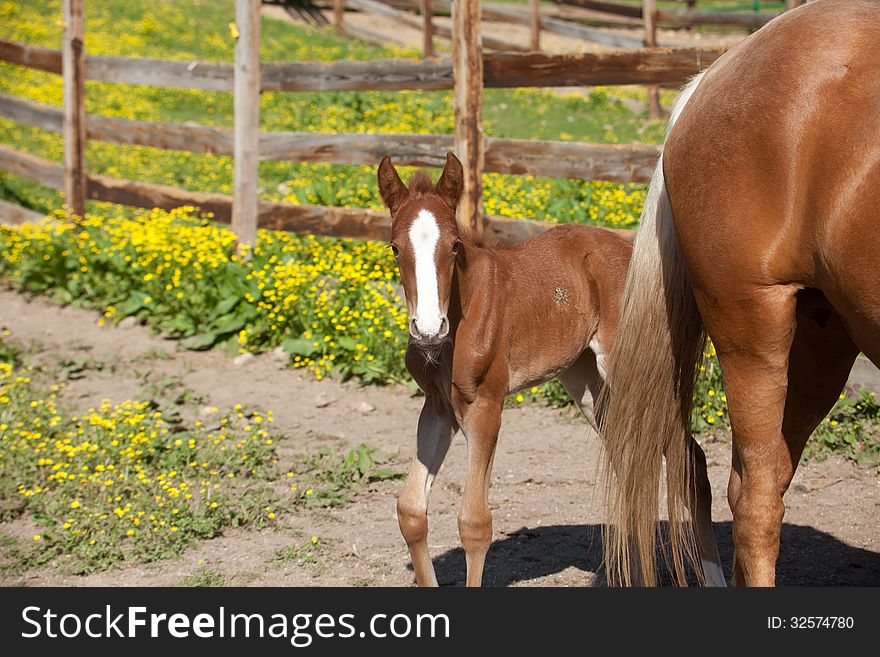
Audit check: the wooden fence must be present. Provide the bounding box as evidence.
[0,0,734,244]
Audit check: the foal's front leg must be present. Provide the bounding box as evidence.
[397,396,455,586]
[457,396,503,587]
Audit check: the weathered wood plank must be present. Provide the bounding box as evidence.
[0,39,62,73]
[655,8,774,28]
[421,0,434,58]
[1,36,723,90]
[556,0,776,28]
[260,57,454,91]
[0,93,660,182]
[557,0,642,19]
[0,93,63,132]
[484,139,658,183]
[0,93,233,153]
[345,0,529,52]
[84,55,235,91]
[0,38,233,90]
[0,144,65,190]
[643,0,663,119]
[540,3,641,28]
[643,0,657,47]
[62,0,86,218]
[333,0,346,34]
[483,47,725,88]
[529,0,541,51]
[480,1,644,49]
[346,0,411,23]
[452,0,485,236]
[232,0,260,248]
[0,144,636,242]
[0,198,45,225]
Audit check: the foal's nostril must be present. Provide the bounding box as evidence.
[438,316,449,338]
[409,317,422,339]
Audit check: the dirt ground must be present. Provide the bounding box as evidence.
[0,289,878,586]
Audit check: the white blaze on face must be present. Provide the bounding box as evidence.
[408,209,443,336]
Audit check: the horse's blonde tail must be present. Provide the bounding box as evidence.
[601,74,707,586]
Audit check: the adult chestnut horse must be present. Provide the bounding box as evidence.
[601,0,880,586]
[378,153,725,586]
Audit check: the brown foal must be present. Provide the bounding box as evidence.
[602,0,880,586]
[378,153,724,586]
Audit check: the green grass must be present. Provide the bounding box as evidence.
[270,536,323,566]
[293,444,404,507]
[178,568,226,587]
[803,390,880,468]
[0,326,402,573]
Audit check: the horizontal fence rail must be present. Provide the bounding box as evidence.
[0,37,725,90]
[0,93,660,182]
[0,143,634,240]
[0,197,44,225]
[556,0,777,28]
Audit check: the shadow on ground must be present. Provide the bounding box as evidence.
[423,522,879,586]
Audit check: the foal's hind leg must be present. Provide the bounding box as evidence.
[397,395,455,586]
[558,348,603,432]
[726,293,858,586]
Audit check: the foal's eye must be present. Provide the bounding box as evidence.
[451,241,461,255]
[390,244,400,258]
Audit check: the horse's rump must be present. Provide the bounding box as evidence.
[602,0,880,586]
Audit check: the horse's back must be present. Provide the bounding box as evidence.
[664,0,880,354]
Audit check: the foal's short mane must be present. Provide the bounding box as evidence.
[404,169,500,248]
[407,171,435,195]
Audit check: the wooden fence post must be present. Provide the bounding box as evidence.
[333,0,346,35]
[785,0,804,8]
[233,0,260,250]
[62,0,86,219]
[421,0,434,58]
[452,0,484,236]
[529,0,541,52]
[643,0,662,119]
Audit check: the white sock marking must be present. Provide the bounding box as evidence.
[409,209,443,336]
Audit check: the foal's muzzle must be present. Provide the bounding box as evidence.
[409,316,449,346]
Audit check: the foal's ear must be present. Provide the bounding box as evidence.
[435,152,464,209]
[377,156,408,214]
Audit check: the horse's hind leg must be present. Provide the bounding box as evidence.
[560,348,725,585]
[559,349,727,586]
[397,395,455,586]
[558,348,603,432]
[688,437,726,586]
[725,291,858,586]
